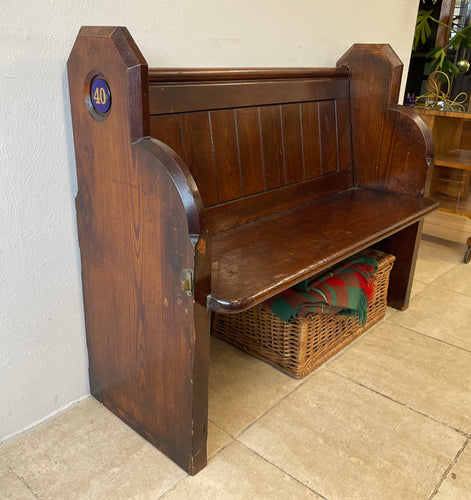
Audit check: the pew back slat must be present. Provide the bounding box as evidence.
[149,75,353,216]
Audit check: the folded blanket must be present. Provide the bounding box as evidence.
[264,254,378,324]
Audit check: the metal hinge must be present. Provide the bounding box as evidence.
[180,269,194,296]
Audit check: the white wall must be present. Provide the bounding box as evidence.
[0,0,420,441]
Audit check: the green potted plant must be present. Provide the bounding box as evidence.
[414,8,471,79]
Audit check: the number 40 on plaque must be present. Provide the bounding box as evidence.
[90,78,111,114]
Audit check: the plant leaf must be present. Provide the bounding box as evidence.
[421,22,432,45]
[457,24,471,48]
[450,32,464,50]
[428,56,441,74]
[441,57,459,78]
[427,46,443,58]
[414,9,433,50]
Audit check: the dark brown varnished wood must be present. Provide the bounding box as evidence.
[148,67,350,82]
[337,44,435,195]
[372,220,423,310]
[179,112,219,206]
[337,98,354,171]
[68,28,438,476]
[210,109,243,202]
[236,107,266,195]
[281,104,304,184]
[149,114,185,158]
[301,102,322,178]
[149,78,350,115]
[149,85,353,210]
[260,105,285,189]
[203,169,354,234]
[319,100,339,174]
[208,189,437,313]
[68,27,209,475]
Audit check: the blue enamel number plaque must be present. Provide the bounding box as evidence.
[90,78,111,114]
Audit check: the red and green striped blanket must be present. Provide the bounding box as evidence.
[264,254,378,325]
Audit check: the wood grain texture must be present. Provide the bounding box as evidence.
[461,119,471,149]
[180,112,219,206]
[209,109,242,202]
[281,104,304,183]
[301,102,322,178]
[208,189,437,313]
[434,149,471,170]
[149,77,350,114]
[150,97,351,211]
[260,105,285,189]
[319,100,338,174]
[149,75,352,214]
[422,114,463,155]
[336,98,353,171]
[68,26,209,475]
[372,220,423,311]
[203,169,354,234]
[236,107,265,195]
[148,67,349,82]
[337,44,434,196]
[150,114,184,158]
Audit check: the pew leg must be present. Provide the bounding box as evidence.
[373,220,423,310]
[189,303,211,473]
[90,300,210,476]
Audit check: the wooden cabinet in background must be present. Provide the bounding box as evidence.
[415,108,471,262]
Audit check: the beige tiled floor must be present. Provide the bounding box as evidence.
[1,211,470,499]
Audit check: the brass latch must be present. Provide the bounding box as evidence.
[180,269,194,296]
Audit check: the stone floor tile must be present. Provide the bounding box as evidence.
[418,210,470,283]
[163,440,320,499]
[425,211,471,233]
[414,243,461,283]
[328,322,471,433]
[384,306,396,319]
[0,398,185,500]
[423,221,471,247]
[207,421,232,459]
[0,461,37,499]
[410,279,428,299]
[435,440,471,499]
[432,262,471,298]
[384,281,427,320]
[209,337,300,436]
[388,284,471,351]
[239,370,465,500]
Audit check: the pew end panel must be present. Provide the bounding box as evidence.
[337,44,434,196]
[67,26,210,475]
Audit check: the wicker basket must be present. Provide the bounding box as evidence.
[212,248,395,378]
